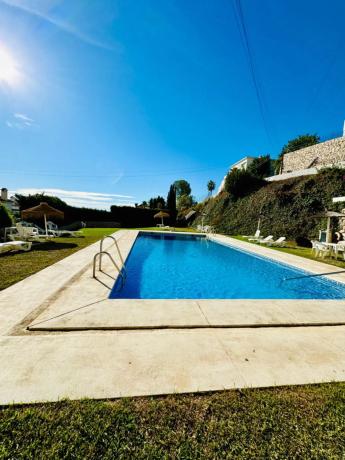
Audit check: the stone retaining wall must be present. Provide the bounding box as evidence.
[282,136,345,173]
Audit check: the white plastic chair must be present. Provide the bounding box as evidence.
[311,241,331,258]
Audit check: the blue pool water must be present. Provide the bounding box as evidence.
[109,233,345,299]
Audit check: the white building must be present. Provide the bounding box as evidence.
[229,156,256,171]
[0,188,19,215]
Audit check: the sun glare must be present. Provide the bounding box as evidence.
[0,45,21,87]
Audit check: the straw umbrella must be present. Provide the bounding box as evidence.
[21,202,64,236]
[312,210,345,243]
[154,210,170,226]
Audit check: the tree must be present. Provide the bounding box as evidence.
[15,193,68,211]
[281,134,320,155]
[276,134,320,173]
[224,169,265,200]
[247,155,272,179]
[174,180,191,197]
[177,194,194,211]
[207,180,216,196]
[0,204,14,228]
[148,196,165,209]
[167,184,176,213]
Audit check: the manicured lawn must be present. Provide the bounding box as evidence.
[1,227,344,458]
[233,235,345,270]
[0,227,197,291]
[1,384,344,458]
[0,228,119,291]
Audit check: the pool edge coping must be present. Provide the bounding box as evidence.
[21,230,345,332]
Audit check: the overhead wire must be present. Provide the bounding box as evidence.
[0,165,229,179]
[231,0,273,148]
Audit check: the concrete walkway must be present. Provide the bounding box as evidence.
[1,327,345,404]
[28,299,345,330]
[0,230,345,405]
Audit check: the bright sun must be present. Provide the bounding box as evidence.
[0,45,21,87]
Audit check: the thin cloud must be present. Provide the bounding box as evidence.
[0,0,116,50]
[14,112,34,122]
[6,112,37,129]
[12,188,135,210]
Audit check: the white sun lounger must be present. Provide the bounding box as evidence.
[0,241,32,254]
[249,232,271,243]
[264,236,286,247]
[257,235,274,244]
[13,223,51,242]
[243,229,260,239]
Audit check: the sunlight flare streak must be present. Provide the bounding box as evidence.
[0,44,21,87]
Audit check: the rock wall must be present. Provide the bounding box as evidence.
[282,136,345,173]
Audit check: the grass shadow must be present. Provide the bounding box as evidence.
[31,242,78,251]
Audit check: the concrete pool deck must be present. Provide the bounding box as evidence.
[0,229,345,404]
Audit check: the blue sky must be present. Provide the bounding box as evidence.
[1,0,345,209]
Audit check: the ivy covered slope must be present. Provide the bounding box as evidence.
[197,168,345,239]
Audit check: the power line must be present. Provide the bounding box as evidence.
[231,0,273,147]
[305,34,343,116]
[0,165,229,179]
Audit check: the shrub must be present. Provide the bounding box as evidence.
[224,169,266,200]
[247,155,273,178]
[295,236,312,248]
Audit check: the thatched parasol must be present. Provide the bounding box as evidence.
[21,202,64,235]
[311,210,345,243]
[154,210,170,226]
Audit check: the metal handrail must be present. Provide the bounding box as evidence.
[93,251,125,288]
[99,235,126,276]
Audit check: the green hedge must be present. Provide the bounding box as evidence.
[15,194,114,225]
[196,168,345,239]
[110,205,172,227]
[0,204,14,229]
[15,194,171,228]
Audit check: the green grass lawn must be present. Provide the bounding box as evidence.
[1,227,345,457]
[0,227,197,291]
[233,235,345,270]
[1,384,344,459]
[0,228,118,291]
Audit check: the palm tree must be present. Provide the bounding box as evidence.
[207,180,216,196]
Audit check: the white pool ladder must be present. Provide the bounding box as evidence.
[92,235,127,288]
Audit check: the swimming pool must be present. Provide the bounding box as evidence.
[109,232,345,299]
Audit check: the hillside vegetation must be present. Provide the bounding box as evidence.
[196,169,345,239]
